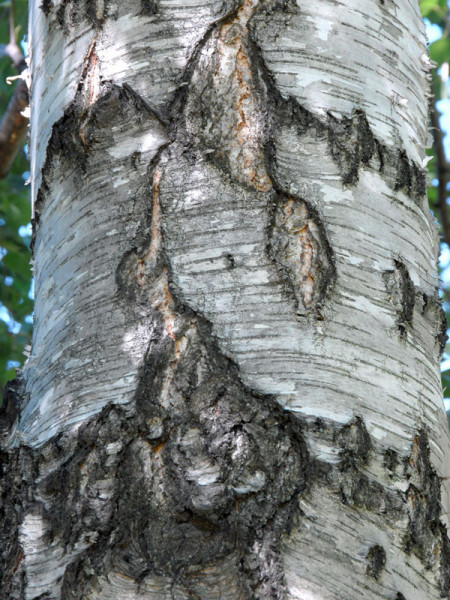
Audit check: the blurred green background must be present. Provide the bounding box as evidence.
[0,0,32,396]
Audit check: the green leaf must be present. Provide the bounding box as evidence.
[421,0,448,23]
[429,35,450,65]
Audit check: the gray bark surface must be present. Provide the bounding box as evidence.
[1,0,450,599]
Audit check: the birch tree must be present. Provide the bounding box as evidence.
[1,0,450,598]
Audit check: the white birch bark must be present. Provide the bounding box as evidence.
[1,0,450,599]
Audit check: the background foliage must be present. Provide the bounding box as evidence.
[1,2,450,410]
[0,0,32,394]
[421,0,450,408]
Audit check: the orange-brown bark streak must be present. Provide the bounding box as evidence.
[215,0,272,192]
[138,168,177,341]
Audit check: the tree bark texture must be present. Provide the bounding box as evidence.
[1,0,450,598]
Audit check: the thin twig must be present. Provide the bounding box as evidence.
[9,0,15,44]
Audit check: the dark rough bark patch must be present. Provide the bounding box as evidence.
[383,261,446,352]
[335,416,372,468]
[40,0,53,16]
[140,0,159,14]
[0,376,25,442]
[306,417,405,519]
[384,448,402,478]
[438,522,450,597]
[422,290,448,358]
[0,443,39,599]
[327,110,376,186]
[383,260,415,338]
[253,0,300,19]
[394,150,427,201]
[396,593,406,600]
[403,429,450,592]
[366,544,386,580]
[436,300,448,358]
[419,291,448,358]
[333,418,386,511]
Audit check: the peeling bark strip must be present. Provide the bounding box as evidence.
[2,0,450,598]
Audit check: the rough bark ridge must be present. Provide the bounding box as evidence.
[2,0,450,598]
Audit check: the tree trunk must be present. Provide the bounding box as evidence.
[2,0,450,598]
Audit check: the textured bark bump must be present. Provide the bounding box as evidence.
[183,0,271,192]
[268,196,335,314]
